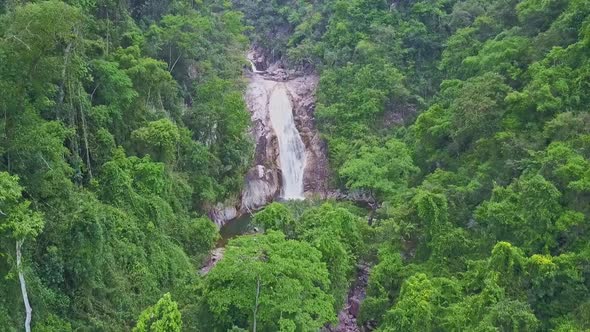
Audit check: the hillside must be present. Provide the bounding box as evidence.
[1,0,589,331]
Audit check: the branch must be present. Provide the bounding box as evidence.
[90,83,101,102]
[38,153,54,171]
[17,239,33,332]
[169,54,182,73]
[6,35,31,50]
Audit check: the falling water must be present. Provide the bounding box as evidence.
[249,60,264,74]
[268,83,307,199]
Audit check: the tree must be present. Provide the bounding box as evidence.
[359,249,406,326]
[339,139,418,203]
[476,174,564,253]
[252,203,296,238]
[134,293,181,332]
[378,273,439,332]
[476,299,540,331]
[201,231,335,331]
[132,119,181,164]
[0,173,44,332]
[449,73,511,150]
[316,63,408,141]
[296,203,367,306]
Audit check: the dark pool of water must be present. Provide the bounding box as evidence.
[217,214,254,247]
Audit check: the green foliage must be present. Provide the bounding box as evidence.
[134,293,182,332]
[359,249,406,325]
[0,172,44,241]
[0,0,247,330]
[2,0,590,330]
[339,139,418,200]
[201,231,335,331]
[297,204,367,307]
[476,174,564,253]
[378,273,440,332]
[132,119,181,163]
[316,63,408,145]
[252,202,296,238]
[236,0,590,330]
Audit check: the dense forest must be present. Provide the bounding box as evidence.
[1,0,589,331]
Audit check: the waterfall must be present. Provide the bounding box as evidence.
[268,83,307,199]
[249,60,264,74]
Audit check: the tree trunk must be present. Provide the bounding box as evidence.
[16,240,32,332]
[57,42,73,121]
[253,275,261,332]
[78,87,93,179]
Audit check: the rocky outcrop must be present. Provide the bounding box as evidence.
[247,47,268,71]
[208,49,329,226]
[241,75,282,212]
[208,203,239,228]
[286,75,330,197]
[208,75,282,226]
[199,248,225,275]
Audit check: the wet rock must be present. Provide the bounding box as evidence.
[330,263,371,332]
[241,164,280,212]
[349,297,361,317]
[247,47,267,71]
[199,248,225,275]
[237,66,282,216]
[286,75,330,197]
[209,49,330,226]
[208,203,239,227]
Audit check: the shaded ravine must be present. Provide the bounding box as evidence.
[331,264,371,332]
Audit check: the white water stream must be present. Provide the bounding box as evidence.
[247,59,307,199]
[268,82,307,199]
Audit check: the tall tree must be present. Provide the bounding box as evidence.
[134,293,182,332]
[0,173,44,332]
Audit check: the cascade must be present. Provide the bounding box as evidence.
[249,59,265,74]
[268,82,307,199]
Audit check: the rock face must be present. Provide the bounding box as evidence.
[286,76,330,197]
[208,203,239,228]
[199,248,225,275]
[248,47,268,72]
[208,50,329,226]
[241,76,283,212]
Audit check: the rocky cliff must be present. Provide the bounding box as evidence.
[208,50,329,226]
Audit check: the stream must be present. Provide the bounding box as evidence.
[216,214,252,247]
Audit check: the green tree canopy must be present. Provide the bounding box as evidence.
[201,231,335,331]
[134,293,182,332]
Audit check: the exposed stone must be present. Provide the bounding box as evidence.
[381,102,418,128]
[241,164,281,212]
[330,263,371,332]
[349,297,361,317]
[199,248,225,275]
[209,49,330,226]
[240,48,329,208]
[247,47,267,71]
[239,73,282,214]
[208,203,239,227]
[286,75,330,197]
